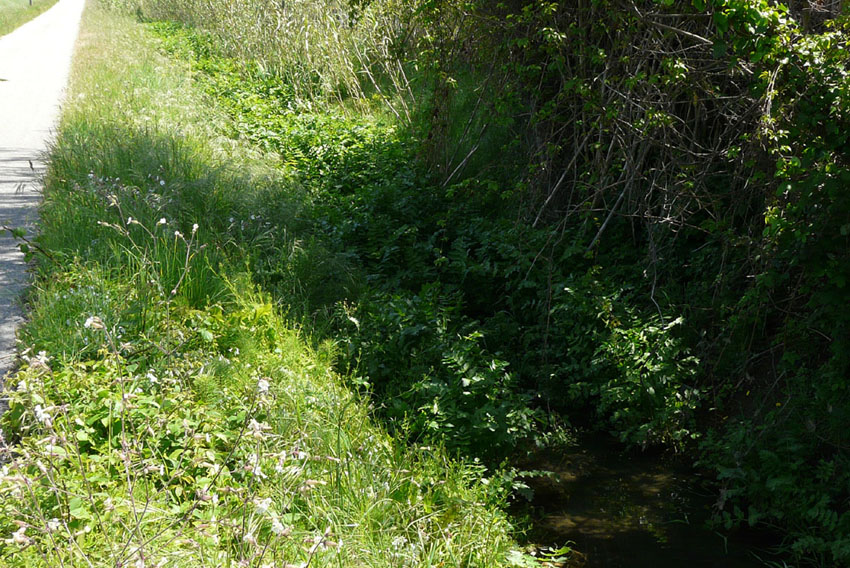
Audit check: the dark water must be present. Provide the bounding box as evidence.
[516,435,782,568]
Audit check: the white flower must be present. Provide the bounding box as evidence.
[391,535,408,549]
[159,180,166,187]
[254,497,272,515]
[192,223,199,234]
[34,405,51,425]
[11,527,30,545]
[271,519,291,536]
[246,454,267,479]
[47,519,60,532]
[248,419,270,440]
[157,218,167,225]
[174,231,183,238]
[242,531,257,546]
[146,372,158,384]
[257,377,270,394]
[126,217,134,225]
[84,316,105,330]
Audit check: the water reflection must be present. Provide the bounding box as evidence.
[516,435,779,568]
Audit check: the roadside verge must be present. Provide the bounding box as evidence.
[0,4,523,566]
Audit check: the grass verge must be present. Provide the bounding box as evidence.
[0,0,58,37]
[0,3,527,566]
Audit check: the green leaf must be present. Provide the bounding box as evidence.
[714,12,729,35]
[506,549,539,567]
[69,497,92,520]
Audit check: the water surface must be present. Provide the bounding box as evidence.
[517,435,780,567]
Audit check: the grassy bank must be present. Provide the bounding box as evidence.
[0,3,529,566]
[0,0,58,37]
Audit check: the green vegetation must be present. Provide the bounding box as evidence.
[128,1,850,564]
[0,4,526,566]
[4,0,850,565]
[0,0,58,37]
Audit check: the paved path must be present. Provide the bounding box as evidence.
[0,0,85,382]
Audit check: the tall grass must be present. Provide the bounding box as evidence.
[0,3,527,566]
[127,0,418,119]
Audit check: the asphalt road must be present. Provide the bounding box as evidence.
[0,0,85,383]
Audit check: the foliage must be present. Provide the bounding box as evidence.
[0,6,528,566]
[693,3,850,565]
[138,8,708,459]
[339,286,541,459]
[53,0,850,565]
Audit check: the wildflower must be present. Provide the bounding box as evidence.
[10,527,30,545]
[254,497,272,515]
[246,454,267,479]
[127,217,134,225]
[174,231,183,239]
[271,519,291,537]
[157,218,167,225]
[298,479,327,493]
[192,223,199,234]
[23,350,51,373]
[257,377,270,394]
[84,316,105,330]
[242,531,257,546]
[35,351,50,366]
[248,419,270,440]
[146,371,158,384]
[160,180,166,187]
[47,519,60,532]
[34,405,52,427]
[391,535,408,550]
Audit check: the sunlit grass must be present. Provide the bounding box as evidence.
[0,3,525,566]
[0,0,58,37]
